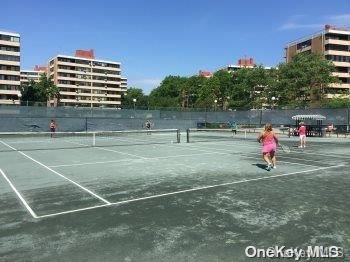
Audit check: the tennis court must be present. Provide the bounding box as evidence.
[0,129,349,261]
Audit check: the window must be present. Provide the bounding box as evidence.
[325,33,350,41]
[326,55,350,63]
[0,54,20,61]
[0,65,20,71]
[336,67,349,73]
[297,40,311,50]
[0,75,20,81]
[325,44,349,52]
[0,34,20,42]
[0,84,19,90]
[0,45,20,52]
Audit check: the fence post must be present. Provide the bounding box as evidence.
[347,107,350,132]
[85,117,88,132]
[259,109,263,127]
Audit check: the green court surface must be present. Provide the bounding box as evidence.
[0,132,349,261]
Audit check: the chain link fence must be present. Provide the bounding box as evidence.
[0,105,348,132]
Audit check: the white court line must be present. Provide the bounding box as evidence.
[179,143,323,168]
[49,151,230,168]
[242,152,343,165]
[64,140,147,160]
[240,155,320,168]
[37,203,111,219]
[36,164,345,219]
[186,140,350,161]
[183,143,320,168]
[0,140,111,205]
[0,168,38,218]
[199,139,350,159]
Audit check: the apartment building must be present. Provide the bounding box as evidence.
[121,77,127,92]
[285,25,350,98]
[48,49,126,107]
[0,30,21,105]
[223,58,271,72]
[20,65,47,85]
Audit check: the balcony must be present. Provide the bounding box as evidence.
[326,93,350,99]
[0,70,20,75]
[0,40,20,47]
[60,91,121,98]
[0,80,20,86]
[60,98,121,105]
[325,50,350,57]
[332,72,350,78]
[57,83,122,92]
[332,61,350,67]
[329,83,350,89]
[0,50,20,57]
[0,99,20,105]
[325,38,350,46]
[0,60,20,66]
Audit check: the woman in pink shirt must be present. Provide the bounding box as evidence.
[298,122,306,148]
[258,123,279,171]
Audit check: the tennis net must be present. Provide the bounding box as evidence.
[186,128,260,143]
[0,129,180,152]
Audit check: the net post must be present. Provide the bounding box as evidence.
[92,132,96,146]
[176,129,180,143]
[244,130,247,139]
[186,129,190,143]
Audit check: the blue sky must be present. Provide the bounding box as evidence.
[1,0,349,93]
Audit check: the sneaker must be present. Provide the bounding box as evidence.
[272,165,277,169]
[266,164,272,171]
[298,146,302,148]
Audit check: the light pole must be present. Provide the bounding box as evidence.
[133,98,137,110]
[17,93,22,106]
[225,96,230,111]
[90,61,93,108]
[214,99,217,111]
[271,96,276,110]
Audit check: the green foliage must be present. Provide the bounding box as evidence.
[148,76,187,107]
[121,87,149,108]
[321,97,350,108]
[20,73,60,103]
[21,80,37,102]
[134,53,340,110]
[274,53,338,108]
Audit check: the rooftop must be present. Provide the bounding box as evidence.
[0,30,20,37]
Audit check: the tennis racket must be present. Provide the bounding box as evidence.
[279,143,291,153]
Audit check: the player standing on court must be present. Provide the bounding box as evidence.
[145,120,151,135]
[257,123,279,171]
[298,122,306,148]
[49,119,57,138]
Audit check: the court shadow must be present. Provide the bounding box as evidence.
[252,163,267,170]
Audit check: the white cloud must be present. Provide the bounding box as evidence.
[279,13,350,31]
[278,22,322,31]
[328,14,350,25]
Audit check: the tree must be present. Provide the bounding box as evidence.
[20,74,59,105]
[275,53,338,108]
[35,73,60,102]
[121,87,149,108]
[321,97,350,108]
[229,66,275,109]
[148,76,187,108]
[20,79,37,103]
